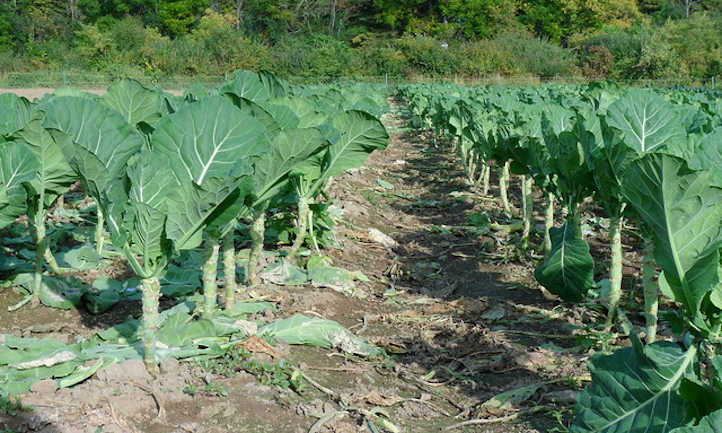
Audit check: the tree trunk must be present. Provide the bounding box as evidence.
[329,0,337,31]
[236,0,244,29]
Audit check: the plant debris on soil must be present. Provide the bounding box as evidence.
[0,99,629,433]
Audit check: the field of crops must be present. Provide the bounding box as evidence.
[0,73,720,433]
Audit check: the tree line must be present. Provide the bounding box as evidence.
[0,0,720,83]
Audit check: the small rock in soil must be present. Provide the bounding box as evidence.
[368,228,397,249]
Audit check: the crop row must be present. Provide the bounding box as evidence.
[398,82,722,433]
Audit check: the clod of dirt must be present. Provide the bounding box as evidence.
[160,357,182,374]
[30,379,58,395]
[512,351,552,370]
[545,389,578,405]
[341,200,368,218]
[481,305,506,321]
[367,228,397,249]
[97,359,151,383]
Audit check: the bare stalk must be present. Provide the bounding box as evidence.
[141,276,161,376]
[202,237,220,316]
[222,232,237,310]
[642,239,658,343]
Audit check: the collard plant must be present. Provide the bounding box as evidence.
[0,93,78,307]
[43,94,267,373]
[570,90,722,433]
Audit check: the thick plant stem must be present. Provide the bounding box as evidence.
[606,213,624,326]
[44,249,63,275]
[222,232,237,310]
[642,239,658,344]
[482,162,491,196]
[247,205,268,286]
[544,192,554,256]
[32,213,46,307]
[287,196,310,262]
[521,176,533,249]
[141,276,161,376]
[202,237,220,317]
[499,160,511,216]
[308,206,320,253]
[96,207,105,256]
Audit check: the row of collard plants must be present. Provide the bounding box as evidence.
[398,82,722,433]
[0,70,389,392]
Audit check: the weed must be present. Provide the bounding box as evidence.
[183,382,229,398]
[0,396,29,416]
[197,348,306,393]
[547,407,573,433]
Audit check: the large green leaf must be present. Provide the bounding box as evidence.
[164,177,250,251]
[219,70,270,104]
[605,89,689,158]
[0,93,32,137]
[534,219,595,302]
[42,96,145,179]
[151,96,266,188]
[15,117,76,204]
[0,141,39,228]
[669,410,722,433]
[621,154,722,317]
[688,130,722,188]
[572,338,697,433]
[315,110,388,189]
[101,78,163,127]
[253,128,327,204]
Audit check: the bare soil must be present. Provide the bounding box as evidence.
[0,100,632,433]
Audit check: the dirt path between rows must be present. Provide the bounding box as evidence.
[1,101,591,433]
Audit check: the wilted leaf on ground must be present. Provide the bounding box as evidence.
[259,314,380,358]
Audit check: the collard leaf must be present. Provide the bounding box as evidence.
[253,128,327,204]
[571,338,697,433]
[605,89,689,158]
[15,117,76,202]
[622,154,722,316]
[151,96,266,188]
[0,141,39,228]
[259,314,380,357]
[42,96,144,179]
[317,110,389,186]
[689,130,722,188]
[57,244,101,271]
[668,410,722,433]
[12,274,87,309]
[534,220,595,302]
[101,78,162,127]
[0,93,32,137]
[219,70,270,103]
[161,265,201,297]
